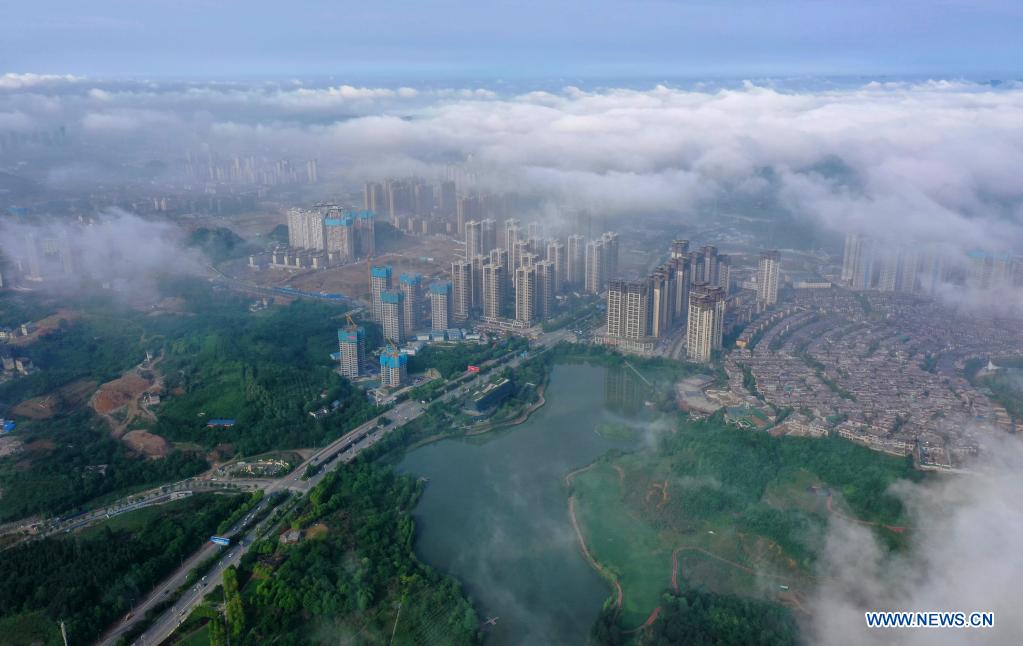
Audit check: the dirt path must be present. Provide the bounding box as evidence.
[612,464,625,486]
[671,545,797,587]
[567,495,623,611]
[623,606,661,634]
[564,462,624,610]
[90,351,166,446]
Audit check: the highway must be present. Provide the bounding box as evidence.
[100,494,279,645]
[101,326,576,645]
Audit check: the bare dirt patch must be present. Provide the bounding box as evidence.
[7,309,80,347]
[122,430,171,458]
[0,436,23,458]
[13,379,98,420]
[283,237,460,299]
[93,373,152,415]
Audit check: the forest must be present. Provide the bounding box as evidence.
[0,280,383,520]
[0,412,206,521]
[662,412,921,526]
[591,589,798,646]
[0,493,245,644]
[188,463,480,645]
[407,336,527,379]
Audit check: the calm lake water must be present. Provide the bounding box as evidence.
[398,363,650,645]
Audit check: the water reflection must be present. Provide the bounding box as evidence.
[604,364,648,416]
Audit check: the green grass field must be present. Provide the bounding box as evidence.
[569,415,919,633]
[573,462,669,628]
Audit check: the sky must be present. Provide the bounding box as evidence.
[2,1,1022,80]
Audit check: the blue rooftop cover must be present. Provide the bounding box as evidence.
[338,326,365,343]
[380,351,408,369]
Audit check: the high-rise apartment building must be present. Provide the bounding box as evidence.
[757,251,781,305]
[607,278,650,339]
[686,284,726,363]
[566,234,585,287]
[482,263,506,319]
[649,266,675,338]
[670,256,691,326]
[286,208,326,250]
[451,260,472,322]
[379,348,408,389]
[967,250,1018,290]
[699,245,719,287]
[842,233,874,289]
[671,239,690,259]
[465,220,483,257]
[877,253,899,292]
[470,255,485,311]
[515,264,537,325]
[504,219,521,263]
[603,232,619,279]
[481,218,498,254]
[489,248,511,316]
[364,182,385,214]
[546,240,565,293]
[337,326,366,378]
[370,265,392,320]
[354,210,375,258]
[456,194,480,235]
[585,239,602,293]
[535,260,555,320]
[399,273,422,333]
[324,212,355,260]
[429,281,452,332]
[380,289,406,343]
[716,254,731,293]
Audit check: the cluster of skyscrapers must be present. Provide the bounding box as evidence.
[287,205,376,259]
[449,217,619,328]
[841,233,1022,294]
[364,178,544,238]
[603,241,781,363]
[185,152,318,187]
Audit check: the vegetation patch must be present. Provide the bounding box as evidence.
[574,412,923,638]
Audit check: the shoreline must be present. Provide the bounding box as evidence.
[401,382,549,453]
[564,461,625,613]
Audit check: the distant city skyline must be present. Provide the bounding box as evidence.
[3,1,1023,79]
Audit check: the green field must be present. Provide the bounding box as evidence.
[594,422,637,441]
[572,413,923,634]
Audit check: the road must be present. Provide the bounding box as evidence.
[2,479,266,548]
[102,326,575,645]
[100,494,279,645]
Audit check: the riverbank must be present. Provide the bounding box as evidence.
[397,363,642,645]
[564,461,624,613]
[402,383,549,453]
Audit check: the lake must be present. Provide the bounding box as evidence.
[398,363,650,645]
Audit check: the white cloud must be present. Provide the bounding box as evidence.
[0,72,83,90]
[2,77,1022,254]
[810,431,1023,646]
